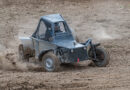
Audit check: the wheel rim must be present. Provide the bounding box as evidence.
[45,58,54,70]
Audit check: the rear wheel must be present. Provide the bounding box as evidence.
[91,47,109,67]
[42,52,60,72]
[18,44,29,62]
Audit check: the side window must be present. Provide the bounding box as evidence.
[38,21,46,39]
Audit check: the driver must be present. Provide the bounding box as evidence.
[54,23,61,33]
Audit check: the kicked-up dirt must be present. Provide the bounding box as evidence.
[0,0,130,90]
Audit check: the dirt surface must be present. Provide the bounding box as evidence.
[0,0,130,90]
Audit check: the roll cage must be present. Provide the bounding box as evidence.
[32,14,73,41]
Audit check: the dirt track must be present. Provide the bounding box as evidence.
[0,0,130,90]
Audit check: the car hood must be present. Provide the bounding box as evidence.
[53,39,84,49]
[52,33,85,49]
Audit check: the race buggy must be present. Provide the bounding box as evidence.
[19,14,109,72]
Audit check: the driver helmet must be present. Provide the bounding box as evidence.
[54,23,60,32]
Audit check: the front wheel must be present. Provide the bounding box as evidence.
[92,48,109,67]
[42,52,60,72]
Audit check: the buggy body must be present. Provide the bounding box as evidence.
[19,14,109,72]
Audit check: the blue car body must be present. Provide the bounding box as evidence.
[20,14,94,63]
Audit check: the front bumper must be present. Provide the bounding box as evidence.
[62,47,88,63]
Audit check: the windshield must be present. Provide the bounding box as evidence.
[54,22,67,34]
[53,21,74,41]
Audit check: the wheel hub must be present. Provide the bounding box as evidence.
[45,58,53,69]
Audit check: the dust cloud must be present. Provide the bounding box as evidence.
[91,27,120,41]
[0,44,6,52]
[0,49,39,71]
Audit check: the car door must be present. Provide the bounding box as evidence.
[32,20,56,59]
[31,20,47,59]
[38,22,56,54]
